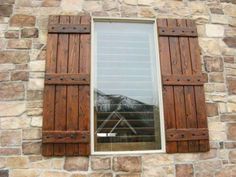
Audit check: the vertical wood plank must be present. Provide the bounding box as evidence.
[42,16,59,156]
[168,19,188,152]
[65,16,81,155]
[79,15,91,156]
[187,20,209,152]
[177,19,199,152]
[54,16,70,156]
[157,19,177,153]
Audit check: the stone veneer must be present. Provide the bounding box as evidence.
[0,0,236,177]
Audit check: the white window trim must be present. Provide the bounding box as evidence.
[90,16,166,155]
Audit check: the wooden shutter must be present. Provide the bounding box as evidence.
[157,19,210,153]
[42,15,91,156]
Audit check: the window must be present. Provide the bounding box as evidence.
[92,19,165,153]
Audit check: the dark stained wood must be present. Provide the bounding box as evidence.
[162,74,207,85]
[48,24,91,33]
[42,131,89,143]
[42,15,91,156]
[158,18,209,153]
[78,15,91,156]
[157,19,177,153]
[42,16,59,156]
[166,128,209,141]
[45,73,90,85]
[158,26,197,37]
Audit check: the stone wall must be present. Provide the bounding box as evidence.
[0,0,236,176]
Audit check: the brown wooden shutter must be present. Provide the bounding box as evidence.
[157,19,210,153]
[42,15,91,156]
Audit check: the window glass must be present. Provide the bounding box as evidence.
[93,21,162,152]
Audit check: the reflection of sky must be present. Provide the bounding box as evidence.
[94,22,159,106]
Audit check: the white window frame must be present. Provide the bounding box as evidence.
[90,17,166,155]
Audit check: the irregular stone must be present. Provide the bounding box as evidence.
[229,150,236,163]
[138,0,153,6]
[61,0,82,11]
[28,78,44,90]
[91,157,111,170]
[113,156,141,172]
[224,56,234,63]
[139,7,155,18]
[143,166,174,177]
[223,37,236,48]
[102,0,118,11]
[221,114,236,122]
[64,157,89,171]
[209,130,227,141]
[0,170,9,177]
[209,72,224,83]
[116,174,141,177]
[227,77,236,94]
[23,128,42,140]
[227,123,236,140]
[10,169,40,177]
[225,142,236,149]
[28,108,43,116]
[204,56,223,72]
[15,0,32,7]
[6,157,29,168]
[223,4,236,17]
[11,71,29,81]
[29,60,45,71]
[52,159,64,169]
[10,14,35,27]
[42,0,61,7]
[0,102,25,117]
[0,82,25,101]
[0,51,29,64]
[70,173,87,177]
[194,160,222,172]
[0,148,21,156]
[89,173,112,177]
[0,5,12,17]
[7,39,32,49]
[199,38,222,55]
[1,130,21,146]
[27,90,43,100]
[199,149,217,160]
[176,164,193,177]
[174,154,199,162]
[21,28,38,38]
[22,142,41,155]
[5,31,19,38]
[210,8,224,14]
[121,5,138,17]
[31,116,42,127]
[124,0,137,5]
[0,72,9,82]
[206,103,218,117]
[83,1,102,12]
[31,160,52,169]
[205,24,224,37]
[0,158,6,169]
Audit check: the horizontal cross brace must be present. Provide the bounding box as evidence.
[48,24,91,34]
[158,27,197,37]
[42,131,89,144]
[162,74,207,86]
[45,73,90,85]
[166,128,209,141]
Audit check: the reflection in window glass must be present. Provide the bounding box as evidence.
[93,21,162,152]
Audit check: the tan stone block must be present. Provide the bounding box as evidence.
[83,1,102,12]
[0,72,9,82]
[15,0,32,7]
[11,71,28,81]
[195,171,214,177]
[5,30,19,38]
[71,173,87,177]
[41,171,70,177]
[6,156,29,168]
[0,51,29,64]
[143,166,174,177]
[23,128,42,140]
[10,169,40,177]
[1,130,21,146]
[206,103,219,117]
[138,0,153,6]
[22,142,41,155]
[174,154,199,162]
[209,131,227,141]
[42,0,61,7]
[27,90,43,101]
[10,14,36,27]
[195,160,222,172]
[0,116,30,129]
[143,154,173,166]
[0,5,12,17]
[121,5,138,17]
[227,77,236,94]
[21,28,38,38]
[31,116,42,127]
[29,60,45,71]
[31,160,52,169]
[61,0,83,11]
[224,56,234,63]
[113,156,141,172]
[28,78,44,90]
[189,2,208,15]
[223,4,236,17]
[208,122,226,132]
[199,38,222,55]
[0,157,6,169]
[227,123,236,140]
[139,7,155,18]
[209,72,224,83]
[52,158,64,169]
[0,82,25,101]
[226,68,236,76]
[89,173,112,177]
[28,155,43,162]
[91,157,111,170]
[0,148,21,156]
[0,64,15,72]
[175,164,193,177]
[204,56,223,72]
[64,157,89,171]
[223,37,236,48]
[227,102,236,112]
[199,149,217,160]
[116,174,141,177]
[221,114,236,122]
[7,39,32,49]
[124,0,137,5]
[229,150,236,163]
[205,24,224,37]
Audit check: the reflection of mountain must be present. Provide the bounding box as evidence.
[95,89,159,143]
